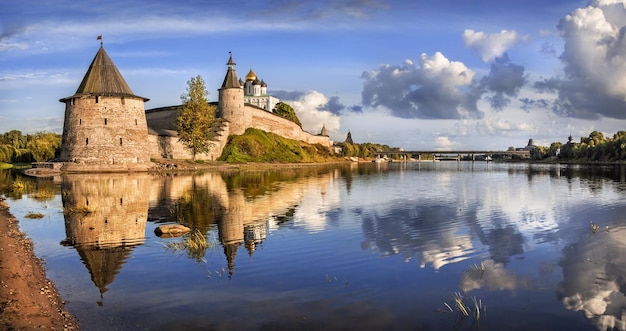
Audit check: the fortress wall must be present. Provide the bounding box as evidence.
[147,107,231,161]
[242,105,331,148]
[147,122,230,161]
[61,95,150,165]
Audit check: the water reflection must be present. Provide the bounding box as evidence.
[4,163,626,330]
[559,226,626,331]
[59,174,149,301]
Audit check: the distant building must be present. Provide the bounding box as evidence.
[241,67,280,111]
[516,138,538,152]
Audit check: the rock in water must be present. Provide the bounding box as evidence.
[154,224,191,237]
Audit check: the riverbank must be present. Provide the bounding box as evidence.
[0,197,77,330]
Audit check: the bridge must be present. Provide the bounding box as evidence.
[373,150,531,162]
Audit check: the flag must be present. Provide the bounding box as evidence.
[97,35,102,40]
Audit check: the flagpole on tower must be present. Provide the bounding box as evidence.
[97,35,103,46]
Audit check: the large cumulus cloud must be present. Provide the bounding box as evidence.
[535,0,626,119]
[361,52,483,119]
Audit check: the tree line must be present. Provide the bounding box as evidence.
[0,130,61,164]
[531,130,626,162]
[342,142,398,159]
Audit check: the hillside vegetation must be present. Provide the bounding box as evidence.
[219,128,338,163]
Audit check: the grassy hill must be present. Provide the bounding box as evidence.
[219,128,338,163]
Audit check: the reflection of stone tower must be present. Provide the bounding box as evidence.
[60,174,150,299]
[218,54,246,135]
[59,45,151,169]
[217,217,243,276]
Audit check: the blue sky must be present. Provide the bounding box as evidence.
[1,0,626,150]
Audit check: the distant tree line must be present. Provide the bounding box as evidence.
[342,142,398,159]
[0,130,61,163]
[531,130,626,162]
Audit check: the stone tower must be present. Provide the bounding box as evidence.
[59,45,151,170]
[218,54,246,135]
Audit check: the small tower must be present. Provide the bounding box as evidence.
[320,125,328,136]
[345,131,354,144]
[218,53,246,135]
[59,45,150,168]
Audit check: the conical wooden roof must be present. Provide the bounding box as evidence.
[61,46,148,101]
[221,54,240,89]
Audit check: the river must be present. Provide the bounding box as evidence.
[3,161,626,330]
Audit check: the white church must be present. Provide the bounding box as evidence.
[240,67,280,111]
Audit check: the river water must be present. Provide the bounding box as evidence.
[3,162,626,330]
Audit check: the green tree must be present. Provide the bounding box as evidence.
[176,75,217,161]
[273,102,302,127]
[26,132,61,162]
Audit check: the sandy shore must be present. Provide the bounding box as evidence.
[0,198,78,330]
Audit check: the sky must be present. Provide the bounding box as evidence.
[1,0,626,151]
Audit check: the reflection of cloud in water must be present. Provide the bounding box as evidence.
[419,235,473,269]
[558,226,626,331]
[360,203,475,270]
[460,260,523,292]
[292,174,341,233]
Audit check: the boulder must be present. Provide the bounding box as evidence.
[154,224,191,237]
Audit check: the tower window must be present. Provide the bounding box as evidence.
[95,96,99,103]
[121,96,125,105]
[79,119,82,125]
[135,119,138,125]
[120,138,123,146]
[104,118,107,125]
[86,137,89,145]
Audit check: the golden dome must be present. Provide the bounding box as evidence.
[245,67,257,82]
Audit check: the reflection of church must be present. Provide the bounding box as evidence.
[60,174,149,300]
[218,217,268,276]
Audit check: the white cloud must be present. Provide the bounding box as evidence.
[281,90,341,136]
[361,52,481,119]
[463,29,526,62]
[535,0,626,119]
[434,136,458,150]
